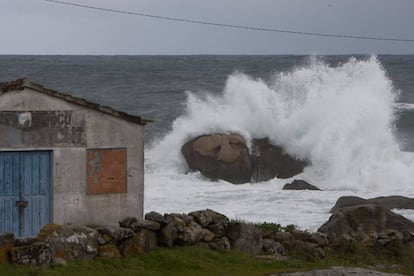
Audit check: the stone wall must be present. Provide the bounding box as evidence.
[0,209,323,266]
[1,207,413,266]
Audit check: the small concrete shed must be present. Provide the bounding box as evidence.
[0,79,150,237]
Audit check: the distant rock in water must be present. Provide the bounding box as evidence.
[283,180,320,191]
[330,195,414,213]
[181,134,309,184]
[252,138,308,181]
[181,134,252,184]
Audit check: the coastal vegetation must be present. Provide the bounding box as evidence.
[1,244,414,276]
[2,202,414,275]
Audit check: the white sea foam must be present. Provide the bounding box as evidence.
[395,103,414,110]
[144,172,414,231]
[145,56,414,230]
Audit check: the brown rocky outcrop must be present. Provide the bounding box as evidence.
[182,134,309,184]
[252,138,308,181]
[181,134,253,184]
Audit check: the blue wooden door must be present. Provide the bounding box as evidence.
[0,151,51,237]
[0,153,20,236]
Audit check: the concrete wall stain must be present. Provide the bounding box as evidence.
[0,111,86,147]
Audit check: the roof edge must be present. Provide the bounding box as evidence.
[0,78,152,126]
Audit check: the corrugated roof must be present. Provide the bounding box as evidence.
[0,78,152,125]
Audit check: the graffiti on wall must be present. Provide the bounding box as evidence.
[0,111,86,147]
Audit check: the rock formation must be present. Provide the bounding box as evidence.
[182,134,308,184]
[331,195,414,213]
[2,207,413,268]
[181,134,252,184]
[318,204,414,244]
[0,209,329,266]
[252,138,308,181]
[283,180,320,191]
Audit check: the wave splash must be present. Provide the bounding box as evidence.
[148,56,414,192]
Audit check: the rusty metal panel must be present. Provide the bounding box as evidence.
[86,148,127,195]
[0,111,86,147]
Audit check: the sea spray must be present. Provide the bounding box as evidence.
[147,56,414,192]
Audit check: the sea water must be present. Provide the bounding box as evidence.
[145,55,414,230]
[1,55,414,230]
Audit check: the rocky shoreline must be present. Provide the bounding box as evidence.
[1,196,414,272]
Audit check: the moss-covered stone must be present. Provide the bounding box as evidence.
[37,224,63,240]
[102,234,113,243]
[9,242,53,266]
[119,230,157,257]
[37,224,99,261]
[98,244,121,258]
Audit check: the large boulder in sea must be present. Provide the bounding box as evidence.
[181,134,253,184]
[181,134,308,184]
[318,205,414,242]
[251,138,308,181]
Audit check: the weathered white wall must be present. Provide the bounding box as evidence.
[0,88,145,226]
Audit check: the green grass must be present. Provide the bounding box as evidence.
[1,244,414,276]
[254,222,296,233]
[231,218,297,233]
[0,246,303,276]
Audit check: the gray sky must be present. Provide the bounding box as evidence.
[1,0,414,55]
